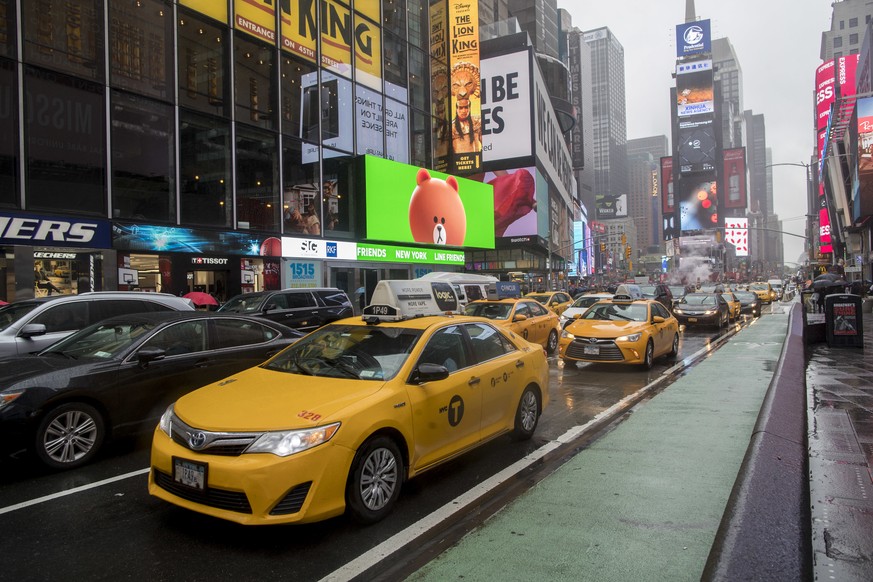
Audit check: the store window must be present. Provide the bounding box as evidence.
[177,8,229,118]
[24,66,106,215]
[109,0,173,102]
[280,53,316,139]
[22,0,104,82]
[0,58,18,207]
[322,149,355,236]
[234,32,276,130]
[110,90,176,223]
[179,109,232,227]
[282,137,319,236]
[0,0,16,58]
[235,124,279,232]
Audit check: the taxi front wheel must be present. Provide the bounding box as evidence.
[511,386,540,441]
[346,436,404,525]
[642,340,655,370]
[546,330,558,355]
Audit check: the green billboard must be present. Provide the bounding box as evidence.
[364,156,495,249]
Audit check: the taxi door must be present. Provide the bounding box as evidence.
[526,300,553,346]
[510,302,538,344]
[650,302,673,355]
[406,325,482,471]
[463,322,527,438]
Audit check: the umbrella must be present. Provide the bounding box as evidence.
[814,273,839,282]
[183,291,218,307]
[812,279,845,290]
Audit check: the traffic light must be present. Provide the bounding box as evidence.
[600,242,606,252]
[621,233,627,246]
[625,246,632,259]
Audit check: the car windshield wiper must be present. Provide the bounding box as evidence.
[42,350,77,359]
[291,352,314,376]
[323,357,360,379]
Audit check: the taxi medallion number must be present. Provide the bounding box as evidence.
[174,457,207,490]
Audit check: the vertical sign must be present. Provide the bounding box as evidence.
[661,157,678,240]
[234,0,277,45]
[722,147,747,209]
[430,0,450,173]
[448,1,481,174]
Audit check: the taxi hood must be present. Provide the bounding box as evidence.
[567,319,650,338]
[173,367,385,432]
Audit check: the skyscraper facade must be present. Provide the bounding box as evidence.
[712,38,744,150]
[820,0,870,61]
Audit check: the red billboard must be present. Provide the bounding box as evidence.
[816,55,859,132]
[660,156,675,214]
[722,148,747,209]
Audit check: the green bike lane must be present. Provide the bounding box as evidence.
[408,310,790,582]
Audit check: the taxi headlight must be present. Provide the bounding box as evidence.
[158,404,174,436]
[248,423,341,457]
[561,330,575,339]
[616,333,641,342]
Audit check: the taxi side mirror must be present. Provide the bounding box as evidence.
[412,363,449,384]
[652,316,666,324]
[513,314,528,322]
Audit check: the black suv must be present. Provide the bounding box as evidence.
[218,288,353,331]
[638,284,674,312]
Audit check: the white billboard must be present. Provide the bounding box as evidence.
[480,49,532,162]
[724,217,748,257]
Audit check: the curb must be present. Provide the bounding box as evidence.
[701,303,812,581]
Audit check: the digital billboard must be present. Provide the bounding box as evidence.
[722,148,747,209]
[363,156,495,249]
[448,0,481,174]
[679,176,718,233]
[480,49,533,163]
[677,68,714,117]
[478,167,540,238]
[596,192,628,220]
[815,55,860,132]
[858,97,873,200]
[676,20,711,57]
[678,115,716,174]
[724,217,748,257]
[661,156,675,214]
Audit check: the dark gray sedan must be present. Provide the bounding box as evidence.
[671,292,730,328]
[0,312,301,470]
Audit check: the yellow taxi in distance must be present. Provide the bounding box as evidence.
[558,286,680,369]
[525,291,574,316]
[748,282,775,304]
[465,284,561,354]
[149,280,549,526]
[720,291,741,321]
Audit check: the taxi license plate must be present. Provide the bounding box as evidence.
[583,345,600,355]
[688,317,698,323]
[174,457,206,491]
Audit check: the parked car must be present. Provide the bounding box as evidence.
[218,288,353,331]
[0,312,301,469]
[672,292,730,328]
[0,292,195,358]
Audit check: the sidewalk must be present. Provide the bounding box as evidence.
[407,304,873,581]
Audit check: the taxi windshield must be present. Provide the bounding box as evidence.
[749,283,769,291]
[264,324,422,381]
[526,295,550,304]
[465,302,512,320]
[581,302,648,322]
[571,295,609,308]
[682,293,716,305]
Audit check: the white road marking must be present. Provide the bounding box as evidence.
[0,468,150,516]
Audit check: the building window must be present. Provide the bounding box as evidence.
[24,66,105,215]
[0,57,18,207]
[384,31,408,103]
[850,33,858,45]
[281,137,318,235]
[235,125,279,232]
[412,110,431,167]
[385,97,409,163]
[383,0,407,40]
[280,53,317,140]
[109,0,173,102]
[356,84,384,157]
[834,36,843,48]
[849,17,858,27]
[840,20,845,30]
[354,11,381,91]
[177,9,229,118]
[409,46,427,111]
[234,32,276,130]
[110,90,175,223]
[0,0,17,59]
[179,109,231,227]
[22,0,104,82]
[322,149,355,236]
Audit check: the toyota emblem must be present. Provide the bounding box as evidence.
[188,431,207,449]
[588,337,598,344]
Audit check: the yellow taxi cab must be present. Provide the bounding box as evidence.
[149,280,549,526]
[748,282,775,304]
[720,291,741,321]
[464,282,561,354]
[525,291,574,316]
[558,285,680,369]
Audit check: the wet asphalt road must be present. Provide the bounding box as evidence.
[0,310,768,582]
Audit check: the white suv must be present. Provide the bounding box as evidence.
[0,292,194,357]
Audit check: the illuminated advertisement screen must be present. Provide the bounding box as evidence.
[815,55,859,132]
[858,97,873,199]
[448,0,481,174]
[677,68,713,117]
[678,115,716,174]
[722,148,747,209]
[661,156,675,214]
[679,176,718,233]
[724,217,748,257]
[675,19,711,57]
[476,167,539,238]
[480,49,533,162]
[363,156,495,249]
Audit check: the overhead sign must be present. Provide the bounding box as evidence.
[676,20,711,57]
[280,236,467,266]
[0,212,111,248]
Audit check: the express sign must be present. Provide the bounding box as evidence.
[0,213,111,248]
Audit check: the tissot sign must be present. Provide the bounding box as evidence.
[0,212,111,248]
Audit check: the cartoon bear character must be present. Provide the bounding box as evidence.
[408,168,467,246]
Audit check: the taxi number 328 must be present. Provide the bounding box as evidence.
[298,411,322,421]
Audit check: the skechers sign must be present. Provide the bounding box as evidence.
[676,20,711,57]
[0,213,110,248]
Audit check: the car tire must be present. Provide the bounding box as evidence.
[34,402,106,470]
[642,340,655,370]
[511,386,541,441]
[546,330,558,355]
[346,436,403,525]
[668,333,679,358]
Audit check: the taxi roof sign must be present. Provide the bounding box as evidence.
[486,282,522,300]
[363,280,460,322]
[612,284,643,303]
